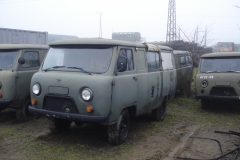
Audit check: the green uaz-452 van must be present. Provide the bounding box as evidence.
[0,44,48,121]
[29,38,169,145]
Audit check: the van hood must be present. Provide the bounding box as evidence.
[196,72,240,96]
[31,71,113,115]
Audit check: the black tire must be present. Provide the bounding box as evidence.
[183,82,191,98]
[108,110,130,145]
[201,99,209,110]
[16,99,40,122]
[48,118,72,133]
[152,100,167,121]
[74,121,83,127]
[0,106,7,113]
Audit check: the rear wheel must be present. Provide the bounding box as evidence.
[108,110,130,145]
[16,99,40,122]
[152,100,167,121]
[48,118,72,133]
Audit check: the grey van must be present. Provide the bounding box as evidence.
[29,38,168,145]
[0,44,48,121]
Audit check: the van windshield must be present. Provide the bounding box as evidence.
[0,50,18,69]
[42,47,113,73]
[200,57,240,73]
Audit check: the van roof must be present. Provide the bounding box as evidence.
[49,38,146,48]
[157,45,173,51]
[173,50,190,55]
[0,44,49,50]
[201,52,240,58]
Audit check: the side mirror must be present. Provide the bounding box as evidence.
[117,56,127,72]
[18,57,26,65]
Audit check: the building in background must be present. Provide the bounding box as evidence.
[112,32,141,42]
[0,27,78,45]
[215,42,235,52]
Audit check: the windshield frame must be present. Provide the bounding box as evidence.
[200,57,240,73]
[41,46,114,74]
[0,49,19,70]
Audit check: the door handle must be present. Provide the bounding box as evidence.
[133,77,138,81]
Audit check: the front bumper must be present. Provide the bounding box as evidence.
[28,106,108,123]
[195,95,240,100]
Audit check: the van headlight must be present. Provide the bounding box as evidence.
[201,80,208,88]
[82,88,93,101]
[32,83,41,95]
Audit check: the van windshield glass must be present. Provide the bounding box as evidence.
[0,50,18,69]
[201,57,240,73]
[42,47,113,73]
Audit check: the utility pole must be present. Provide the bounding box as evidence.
[205,26,207,46]
[166,0,177,42]
[97,12,103,38]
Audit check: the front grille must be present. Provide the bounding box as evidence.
[209,87,237,96]
[43,96,79,113]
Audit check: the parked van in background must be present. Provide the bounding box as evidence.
[173,50,193,97]
[195,52,240,109]
[29,38,168,145]
[0,44,48,121]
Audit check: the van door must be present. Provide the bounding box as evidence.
[162,51,176,100]
[111,47,137,119]
[175,55,183,91]
[146,51,161,111]
[135,49,149,115]
[16,50,41,103]
[169,52,177,100]
[181,54,189,88]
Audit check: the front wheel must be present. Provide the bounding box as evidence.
[48,118,72,133]
[0,106,7,113]
[108,110,130,145]
[16,99,40,122]
[151,100,167,121]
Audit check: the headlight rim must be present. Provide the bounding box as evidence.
[81,88,93,102]
[201,80,208,88]
[32,83,41,95]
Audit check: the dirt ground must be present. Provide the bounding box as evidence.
[1,94,240,160]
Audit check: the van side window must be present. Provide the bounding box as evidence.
[147,52,161,71]
[21,51,40,68]
[179,56,186,66]
[187,55,192,65]
[161,52,173,70]
[119,49,134,71]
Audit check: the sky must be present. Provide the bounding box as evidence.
[0,0,239,46]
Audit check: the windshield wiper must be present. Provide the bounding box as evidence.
[206,70,220,74]
[225,70,240,73]
[43,66,66,72]
[67,67,92,75]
